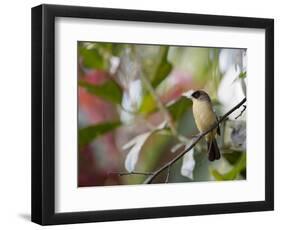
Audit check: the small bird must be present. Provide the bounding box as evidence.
[183,90,220,161]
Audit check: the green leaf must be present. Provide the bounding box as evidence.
[168,97,192,121]
[212,153,246,181]
[239,71,247,79]
[223,151,243,165]
[139,96,192,127]
[139,94,157,115]
[79,121,121,149]
[96,43,125,56]
[137,46,173,114]
[79,46,107,70]
[125,132,172,184]
[232,71,247,85]
[139,46,172,88]
[211,170,225,181]
[111,44,125,56]
[151,46,172,88]
[79,79,123,104]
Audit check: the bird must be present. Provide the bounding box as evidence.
[183,90,220,161]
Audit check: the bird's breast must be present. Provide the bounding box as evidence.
[192,100,217,138]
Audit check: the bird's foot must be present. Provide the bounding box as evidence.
[191,133,203,139]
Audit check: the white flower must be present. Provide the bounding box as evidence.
[180,145,195,180]
[217,65,246,119]
[219,49,246,74]
[120,79,142,124]
[123,132,151,173]
[123,121,168,173]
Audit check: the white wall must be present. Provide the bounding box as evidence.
[0,0,279,229]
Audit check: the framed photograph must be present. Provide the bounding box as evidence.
[31,4,274,225]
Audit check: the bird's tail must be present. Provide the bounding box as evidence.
[207,139,220,161]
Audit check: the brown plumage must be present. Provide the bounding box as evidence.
[188,90,220,161]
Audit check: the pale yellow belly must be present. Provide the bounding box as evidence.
[192,100,217,140]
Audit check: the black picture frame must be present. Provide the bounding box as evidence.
[31,4,274,225]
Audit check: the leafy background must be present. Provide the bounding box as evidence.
[78,42,247,187]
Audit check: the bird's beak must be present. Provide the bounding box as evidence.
[182,90,194,99]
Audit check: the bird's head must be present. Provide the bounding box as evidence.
[182,90,211,102]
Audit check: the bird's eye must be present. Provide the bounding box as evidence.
[192,91,201,99]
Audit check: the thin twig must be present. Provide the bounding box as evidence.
[109,171,154,176]
[143,97,247,184]
[235,105,247,119]
[140,71,177,136]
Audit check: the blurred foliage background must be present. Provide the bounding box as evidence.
[78,41,247,187]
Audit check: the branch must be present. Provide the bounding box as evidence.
[165,165,171,183]
[109,171,154,176]
[235,105,247,119]
[143,97,247,184]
